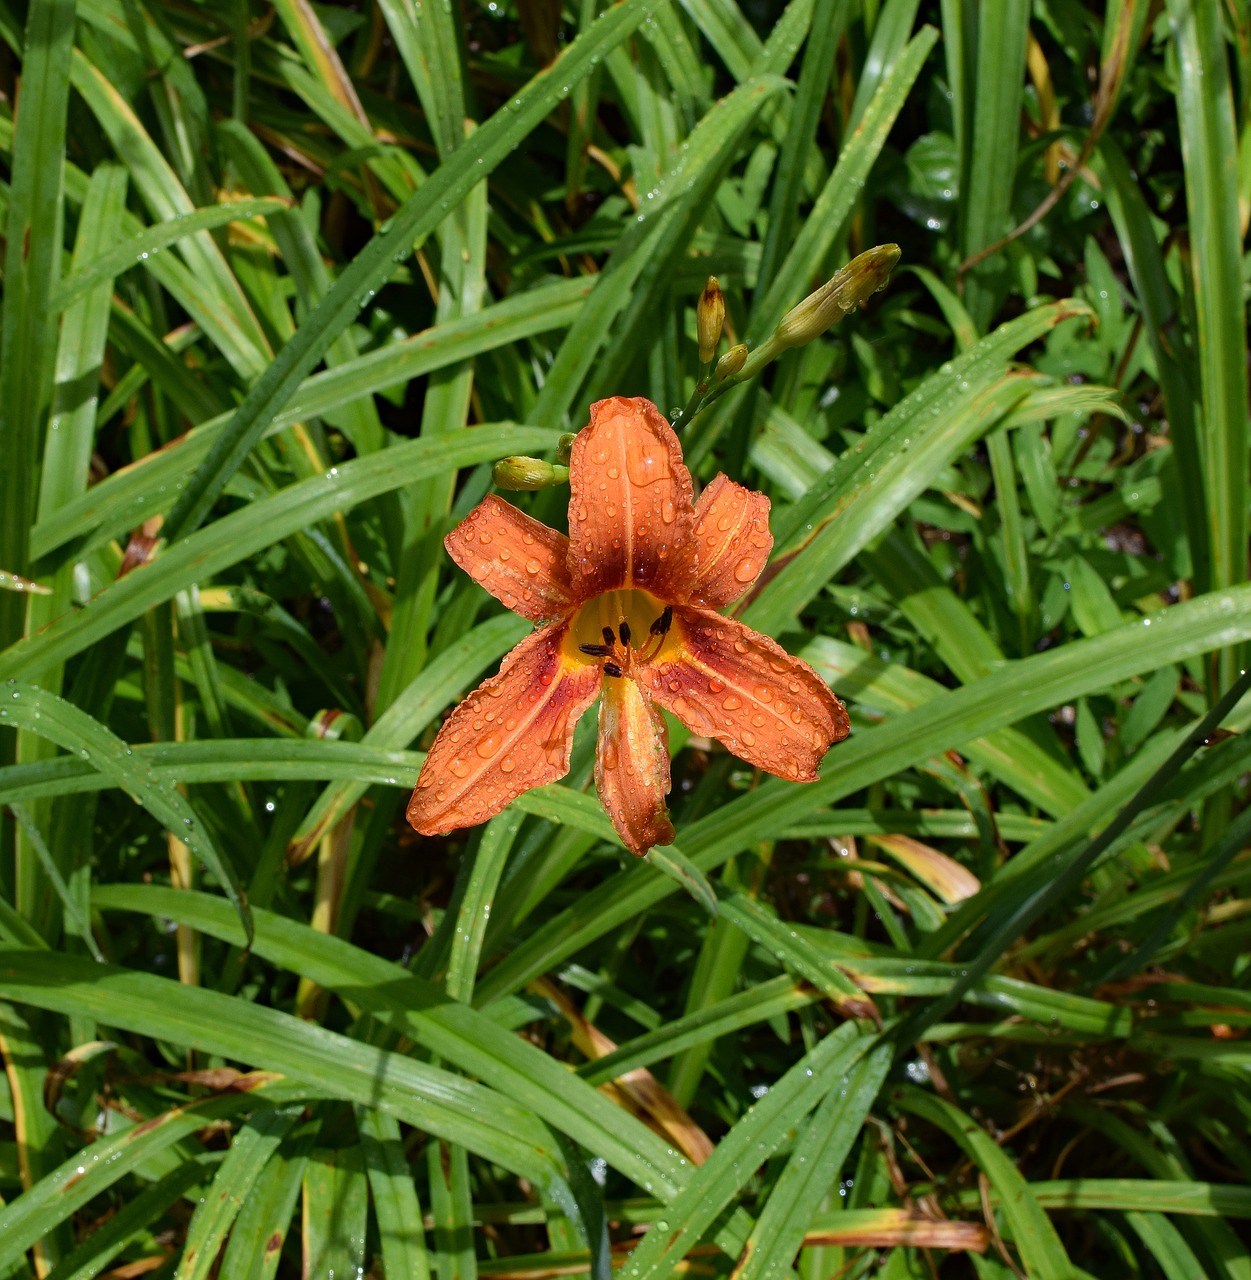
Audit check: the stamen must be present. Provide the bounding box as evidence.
[579,643,612,657]
[602,625,617,646]
[634,603,675,667]
[618,620,632,646]
[603,661,623,678]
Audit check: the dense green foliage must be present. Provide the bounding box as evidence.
[1,0,1250,1274]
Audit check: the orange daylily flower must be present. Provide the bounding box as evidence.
[407,397,850,855]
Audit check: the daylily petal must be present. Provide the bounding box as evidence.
[567,397,696,601]
[642,605,849,781]
[689,474,773,607]
[596,675,675,856]
[446,494,575,623]
[408,622,601,836]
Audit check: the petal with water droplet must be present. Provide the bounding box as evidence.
[688,474,773,607]
[566,397,695,599]
[445,494,575,623]
[407,622,601,837]
[596,675,674,856]
[640,605,849,780]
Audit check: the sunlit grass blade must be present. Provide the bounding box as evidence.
[893,1087,1074,1279]
[179,1106,303,1279]
[1166,0,1248,684]
[754,0,847,293]
[748,26,937,339]
[31,284,589,564]
[625,1023,869,1278]
[1,425,557,681]
[0,1073,299,1275]
[89,885,692,1199]
[958,1,1030,330]
[42,1158,214,1280]
[805,637,1087,817]
[0,0,75,651]
[68,52,273,379]
[51,198,288,314]
[732,1043,891,1280]
[475,583,1251,999]
[534,73,788,425]
[0,951,572,1192]
[747,370,1036,631]
[357,1108,431,1280]
[160,0,668,542]
[1,683,251,945]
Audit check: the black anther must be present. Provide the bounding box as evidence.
[602,625,617,646]
[603,661,624,678]
[650,605,673,636]
[618,620,632,645]
[579,643,611,657]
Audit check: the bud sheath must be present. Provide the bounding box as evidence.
[493,457,570,490]
[773,244,902,351]
[715,343,748,380]
[697,276,726,364]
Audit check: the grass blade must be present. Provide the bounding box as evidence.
[0,0,75,649]
[159,0,669,542]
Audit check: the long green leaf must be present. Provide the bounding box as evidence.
[475,583,1251,1000]
[0,951,572,1192]
[1166,0,1248,667]
[160,0,668,541]
[1,425,557,682]
[0,0,75,649]
[0,683,251,944]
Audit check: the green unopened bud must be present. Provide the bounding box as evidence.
[556,432,577,464]
[697,276,726,364]
[493,456,570,490]
[773,244,901,351]
[715,343,748,380]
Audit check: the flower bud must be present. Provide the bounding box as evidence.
[556,432,577,464]
[697,276,726,364]
[715,343,747,380]
[773,244,901,351]
[492,457,570,490]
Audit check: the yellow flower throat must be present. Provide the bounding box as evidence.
[569,589,674,674]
